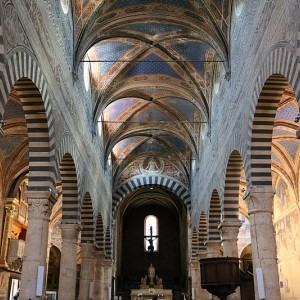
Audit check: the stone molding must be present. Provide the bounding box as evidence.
[218,220,242,241]
[196,250,207,260]
[103,258,113,268]
[5,198,19,216]
[244,186,275,215]
[205,240,221,257]
[80,243,96,258]
[4,205,16,218]
[60,223,81,242]
[25,191,55,220]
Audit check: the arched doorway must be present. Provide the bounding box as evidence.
[240,244,254,300]
[47,246,61,294]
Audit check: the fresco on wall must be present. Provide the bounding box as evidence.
[274,178,300,299]
[237,214,251,257]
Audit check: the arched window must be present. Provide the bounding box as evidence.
[144,215,159,252]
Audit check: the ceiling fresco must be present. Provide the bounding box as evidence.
[0,90,29,196]
[74,0,232,191]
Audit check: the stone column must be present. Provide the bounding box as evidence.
[190,259,200,300]
[205,240,222,258]
[19,191,53,300]
[92,252,105,300]
[79,243,96,300]
[58,223,81,300]
[197,251,210,300]
[0,198,19,266]
[244,186,280,300]
[219,220,242,300]
[103,259,112,300]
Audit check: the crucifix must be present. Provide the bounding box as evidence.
[145,226,158,253]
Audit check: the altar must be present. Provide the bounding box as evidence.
[131,263,172,300]
[131,288,172,300]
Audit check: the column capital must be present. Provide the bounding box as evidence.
[205,240,221,257]
[5,197,19,206]
[244,186,275,215]
[196,250,207,260]
[60,223,81,242]
[95,251,106,261]
[25,191,55,220]
[190,259,199,268]
[218,220,242,241]
[4,198,19,216]
[80,242,96,258]
[103,258,113,268]
[25,190,55,201]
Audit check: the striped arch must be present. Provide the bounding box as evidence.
[191,227,198,259]
[81,192,94,243]
[95,213,105,252]
[245,45,300,184]
[208,190,221,241]
[113,176,190,214]
[198,211,207,252]
[0,50,56,191]
[60,154,80,223]
[249,74,289,186]
[56,134,82,198]
[223,151,243,220]
[104,226,112,259]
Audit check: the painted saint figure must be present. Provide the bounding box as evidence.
[145,157,159,171]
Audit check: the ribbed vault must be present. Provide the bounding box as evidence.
[74,0,232,207]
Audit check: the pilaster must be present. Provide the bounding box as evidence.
[244,186,280,300]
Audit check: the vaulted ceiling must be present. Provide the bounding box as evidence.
[74,0,232,191]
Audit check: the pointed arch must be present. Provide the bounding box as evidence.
[60,153,79,223]
[208,190,221,241]
[81,192,94,243]
[191,227,198,259]
[223,150,244,220]
[112,175,190,215]
[198,211,207,252]
[56,134,82,198]
[95,213,105,253]
[105,226,112,259]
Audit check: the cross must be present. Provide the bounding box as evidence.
[145,226,158,253]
